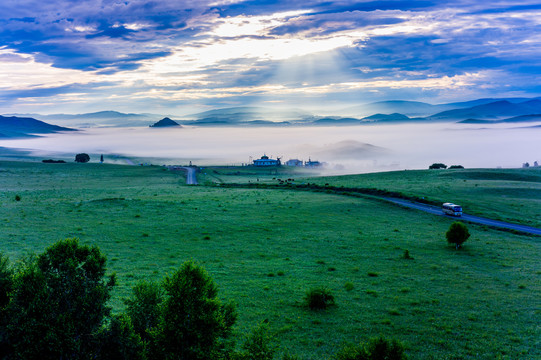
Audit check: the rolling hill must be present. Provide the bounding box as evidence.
[0,115,76,138]
[429,100,541,120]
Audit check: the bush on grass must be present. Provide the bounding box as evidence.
[305,287,335,310]
[335,335,407,360]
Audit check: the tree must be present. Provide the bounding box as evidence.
[75,153,90,163]
[95,314,144,360]
[0,253,13,358]
[236,322,275,360]
[124,280,163,343]
[149,260,237,360]
[429,163,447,169]
[5,238,116,359]
[446,222,471,249]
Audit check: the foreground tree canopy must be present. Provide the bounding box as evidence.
[0,239,238,360]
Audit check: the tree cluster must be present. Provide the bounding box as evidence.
[0,239,237,360]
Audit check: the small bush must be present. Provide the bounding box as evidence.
[14,195,21,201]
[402,250,413,260]
[305,287,335,310]
[334,335,407,360]
[344,282,354,291]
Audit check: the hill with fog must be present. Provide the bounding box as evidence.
[5,96,541,128]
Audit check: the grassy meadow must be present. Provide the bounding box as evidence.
[1,161,540,359]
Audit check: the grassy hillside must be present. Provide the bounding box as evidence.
[299,168,541,229]
[1,161,539,359]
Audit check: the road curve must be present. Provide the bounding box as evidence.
[385,198,541,236]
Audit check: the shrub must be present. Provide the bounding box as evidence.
[449,165,464,169]
[14,195,20,201]
[334,336,407,360]
[446,222,471,249]
[402,250,413,260]
[305,287,335,310]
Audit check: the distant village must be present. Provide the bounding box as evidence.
[522,161,539,168]
[251,154,325,168]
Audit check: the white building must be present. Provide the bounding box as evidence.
[253,155,280,167]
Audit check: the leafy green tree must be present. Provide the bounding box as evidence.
[95,314,144,360]
[150,260,237,360]
[446,222,471,249]
[0,253,12,311]
[236,322,275,360]
[0,253,13,357]
[124,280,163,343]
[5,238,115,359]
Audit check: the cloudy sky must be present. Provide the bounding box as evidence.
[1,0,541,115]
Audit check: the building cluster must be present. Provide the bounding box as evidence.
[522,161,539,168]
[252,155,324,168]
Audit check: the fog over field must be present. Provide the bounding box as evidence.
[2,122,539,173]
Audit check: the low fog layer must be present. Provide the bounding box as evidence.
[1,123,539,173]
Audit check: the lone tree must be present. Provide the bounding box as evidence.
[446,222,470,249]
[429,163,447,169]
[75,153,90,163]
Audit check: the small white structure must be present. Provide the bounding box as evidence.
[253,155,280,167]
[285,159,303,167]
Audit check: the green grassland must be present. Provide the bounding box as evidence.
[302,168,541,229]
[199,166,541,229]
[1,161,540,359]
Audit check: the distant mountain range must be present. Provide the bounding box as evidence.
[0,115,75,138]
[4,97,541,129]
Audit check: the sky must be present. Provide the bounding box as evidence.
[1,0,541,115]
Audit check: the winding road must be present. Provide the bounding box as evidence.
[385,198,541,236]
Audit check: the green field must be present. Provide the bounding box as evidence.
[1,161,540,359]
